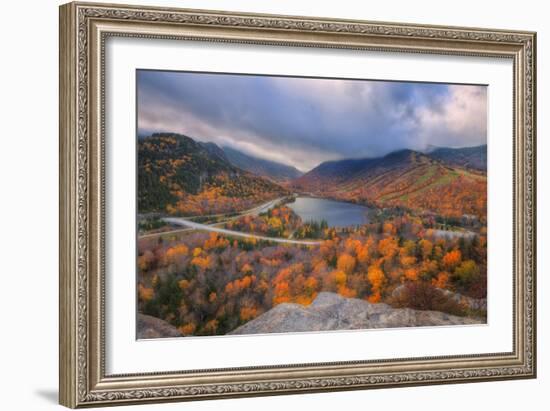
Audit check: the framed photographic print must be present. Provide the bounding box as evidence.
[59,2,537,408]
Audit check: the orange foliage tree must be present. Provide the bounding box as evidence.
[367,264,386,303]
[442,249,462,270]
[337,253,356,275]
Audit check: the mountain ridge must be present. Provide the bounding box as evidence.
[303,145,486,180]
[291,146,486,218]
[429,144,486,171]
[139,132,486,218]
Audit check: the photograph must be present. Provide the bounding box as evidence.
[136,70,488,338]
[55,2,537,407]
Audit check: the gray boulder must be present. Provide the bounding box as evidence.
[137,313,182,339]
[230,292,482,335]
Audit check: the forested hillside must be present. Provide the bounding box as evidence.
[138,133,288,216]
[292,149,487,219]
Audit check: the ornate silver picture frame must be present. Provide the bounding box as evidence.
[59,1,536,408]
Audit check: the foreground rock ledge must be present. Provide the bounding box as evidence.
[137,313,182,339]
[230,292,483,335]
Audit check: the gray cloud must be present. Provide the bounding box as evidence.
[137,70,487,172]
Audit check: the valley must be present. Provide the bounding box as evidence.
[137,132,487,337]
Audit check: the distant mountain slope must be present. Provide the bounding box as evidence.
[199,141,230,163]
[138,133,287,215]
[222,146,303,182]
[291,149,486,218]
[429,145,487,171]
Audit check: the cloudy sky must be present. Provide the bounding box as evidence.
[137,70,487,172]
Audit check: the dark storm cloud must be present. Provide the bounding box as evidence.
[137,70,487,171]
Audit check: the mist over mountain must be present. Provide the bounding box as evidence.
[222,146,303,182]
[428,145,487,171]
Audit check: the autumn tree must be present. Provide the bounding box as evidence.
[378,236,399,261]
[138,250,156,271]
[453,260,480,287]
[203,319,219,335]
[337,253,356,275]
[138,283,154,302]
[137,202,487,336]
[240,305,259,322]
[163,244,189,266]
[356,237,374,266]
[432,271,450,289]
[404,267,420,281]
[367,264,386,303]
[418,239,433,259]
[178,322,196,336]
[442,249,462,270]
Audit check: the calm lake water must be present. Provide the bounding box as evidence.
[287,197,371,228]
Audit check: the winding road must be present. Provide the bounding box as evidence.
[138,196,322,246]
[162,217,322,246]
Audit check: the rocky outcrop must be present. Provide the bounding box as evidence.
[438,289,487,311]
[137,313,182,339]
[391,285,487,312]
[230,292,482,335]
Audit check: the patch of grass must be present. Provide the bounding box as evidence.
[138,217,168,232]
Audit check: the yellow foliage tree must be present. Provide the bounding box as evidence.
[164,244,189,265]
[178,279,190,290]
[191,255,212,270]
[332,270,347,287]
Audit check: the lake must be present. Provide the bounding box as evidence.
[287,197,371,228]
